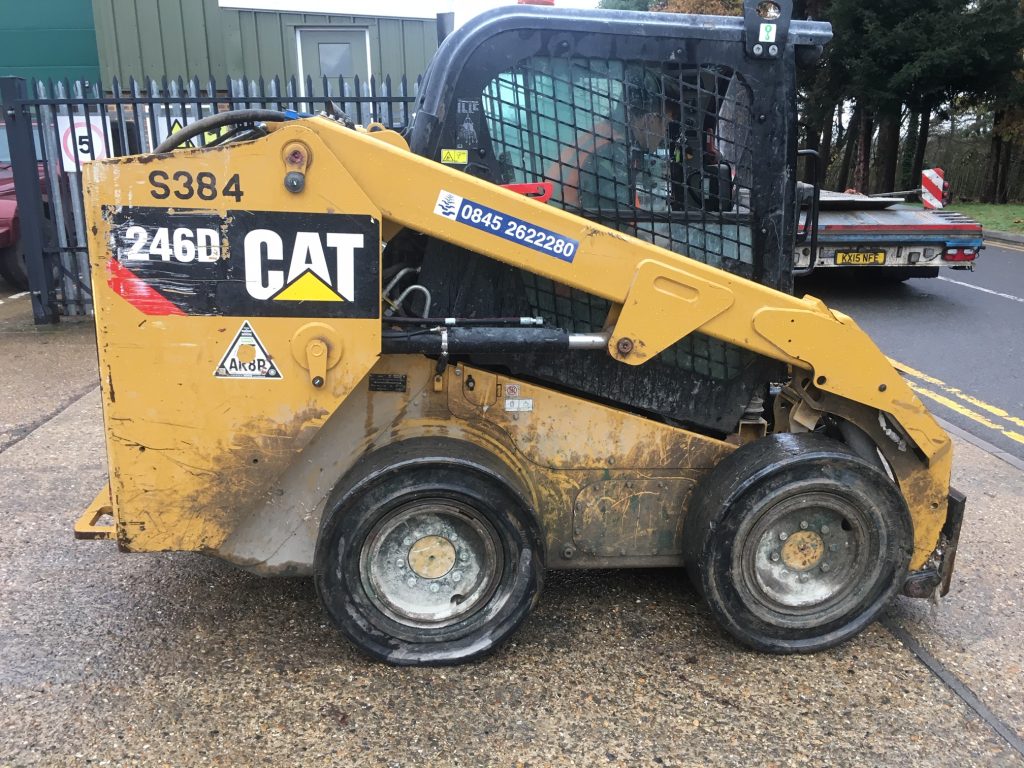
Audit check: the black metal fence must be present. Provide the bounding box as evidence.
[0,74,420,323]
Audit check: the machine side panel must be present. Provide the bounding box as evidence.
[83,127,383,553]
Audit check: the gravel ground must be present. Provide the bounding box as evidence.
[1,298,1022,767]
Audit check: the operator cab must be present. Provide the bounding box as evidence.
[395,2,830,434]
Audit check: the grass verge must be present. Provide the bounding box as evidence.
[946,203,1024,234]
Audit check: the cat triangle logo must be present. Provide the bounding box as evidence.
[271,270,344,302]
[214,321,283,380]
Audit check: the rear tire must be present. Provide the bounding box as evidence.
[875,266,939,282]
[315,439,543,666]
[0,244,28,289]
[682,433,912,653]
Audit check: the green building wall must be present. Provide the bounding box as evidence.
[91,0,437,85]
[0,0,100,84]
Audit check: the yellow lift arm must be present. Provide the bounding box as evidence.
[304,118,952,565]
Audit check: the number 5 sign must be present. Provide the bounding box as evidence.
[56,114,112,172]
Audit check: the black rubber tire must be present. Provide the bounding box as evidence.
[875,266,940,282]
[682,432,913,653]
[315,439,543,666]
[0,244,28,290]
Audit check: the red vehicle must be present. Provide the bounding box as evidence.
[0,128,47,289]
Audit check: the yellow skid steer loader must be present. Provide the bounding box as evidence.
[78,0,964,665]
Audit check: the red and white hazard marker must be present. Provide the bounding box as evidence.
[922,168,944,209]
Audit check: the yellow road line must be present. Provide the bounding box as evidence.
[890,359,1024,430]
[906,383,1024,446]
[989,240,1024,253]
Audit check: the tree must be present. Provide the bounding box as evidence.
[598,0,741,11]
[963,0,1024,203]
[659,0,742,12]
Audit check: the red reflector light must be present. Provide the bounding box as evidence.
[943,247,977,262]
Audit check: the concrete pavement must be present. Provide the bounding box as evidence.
[1,297,1022,767]
[985,230,1024,247]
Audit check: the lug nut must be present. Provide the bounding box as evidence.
[770,552,780,562]
[799,521,808,530]
[406,577,416,587]
[821,525,830,535]
[429,583,440,593]
[779,532,788,541]
[821,563,831,573]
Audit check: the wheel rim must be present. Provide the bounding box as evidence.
[360,499,503,628]
[735,490,877,629]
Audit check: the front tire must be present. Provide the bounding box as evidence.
[315,440,543,666]
[683,433,913,653]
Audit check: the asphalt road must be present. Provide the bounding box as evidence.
[799,240,1024,463]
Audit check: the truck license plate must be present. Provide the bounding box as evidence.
[836,251,886,265]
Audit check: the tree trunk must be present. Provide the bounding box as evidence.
[819,102,836,176]
[899,110,919,190]
[911,107,931,186]
[873,105,901,195]
[852,109,873,194]
[984,110,1006,204]
[802,122,821,183]
[836,104,860,191]
[996,141,1013,205]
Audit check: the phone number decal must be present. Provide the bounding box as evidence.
[432,190,578,263]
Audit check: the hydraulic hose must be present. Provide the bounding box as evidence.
[153,109,289,153]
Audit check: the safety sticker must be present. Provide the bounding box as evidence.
[441,149,469,164]
[456,117,479,149]
[504,398,533,412]
[758,23,777,43]
[503,383,521,397]
[214,321,282,379]
[433,190,579,263]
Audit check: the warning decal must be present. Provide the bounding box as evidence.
[214,321,282,380]
[440,149,469,164]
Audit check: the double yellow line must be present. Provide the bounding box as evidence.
[891,359,1024,446]
[990,240,1024,254]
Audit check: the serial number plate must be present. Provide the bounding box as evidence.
[836,251,886,265]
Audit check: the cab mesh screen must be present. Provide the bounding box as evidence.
[481,57,756,382]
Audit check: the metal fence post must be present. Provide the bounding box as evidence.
[0,76,58,324]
